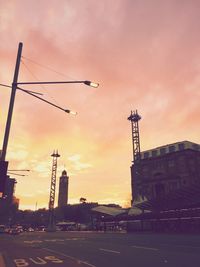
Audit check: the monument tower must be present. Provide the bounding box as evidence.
[58,170,69,207]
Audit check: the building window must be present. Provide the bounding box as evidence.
[155,183,165,198]
[168,160,175,168]
[160,148,166,155]
[178,143,185,151]
[169,145,175,153]
[144,152,149,159]
[189,159,195,171]
[183,180,186,185]
[170,181,178,191]
[192,144,199,150]
[142,166,148,175]
[152,150,157,157]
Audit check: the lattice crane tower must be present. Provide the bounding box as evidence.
[127,110,142,205]
[48,150,60,231]
[127,110,141,163]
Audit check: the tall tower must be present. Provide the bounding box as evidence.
[58,170,69,207]
[127,110,142,205]
[48,150,60,232]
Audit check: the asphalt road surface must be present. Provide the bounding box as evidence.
[1,231,200,267]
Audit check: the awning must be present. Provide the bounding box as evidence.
[91,206,127,216]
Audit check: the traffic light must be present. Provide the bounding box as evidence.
[0,161,8,198]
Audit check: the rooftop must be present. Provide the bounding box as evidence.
[141,141,200,159]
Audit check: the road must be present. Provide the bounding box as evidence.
[1,231,200,267]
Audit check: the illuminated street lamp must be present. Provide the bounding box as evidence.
[1,42,99,162]
[17,80,99,88]
[0,42,99,197]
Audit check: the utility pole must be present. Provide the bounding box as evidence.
[0,43,23,197]
[47,151,60,232]
[1,42,23,161]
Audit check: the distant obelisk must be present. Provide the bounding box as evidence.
[58,170,69,207]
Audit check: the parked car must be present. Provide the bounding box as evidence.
[0,225,5,233]
[9,228,20,235]
[4,228,11,234]
[27,227,34,232]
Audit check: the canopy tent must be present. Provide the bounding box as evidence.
[91,206,127,217]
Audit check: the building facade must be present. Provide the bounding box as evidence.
[58,170,69,207]
[131,141,200,206]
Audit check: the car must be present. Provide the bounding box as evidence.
[9,228,20,235]
[27,227,34,232]
[0,225,5,233]
[4,228,11,234]
[16,226,23,233]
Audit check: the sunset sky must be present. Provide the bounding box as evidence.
[0,0,200,210]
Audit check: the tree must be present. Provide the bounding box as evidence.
[79,197,87,204]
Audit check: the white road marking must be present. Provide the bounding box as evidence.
[43,248,96,267]
[132,245,158,251]
[44,239,65,242]
[13,256,64,266]
[24,239,66,243]
[24,240,43,244]
[65,238,85,241]
[99,248,121,254]
[13,259,29,266]
[161,243,200,249]
[29,257,46,264]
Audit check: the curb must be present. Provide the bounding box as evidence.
[0,252,15,267]
[0,253,6,267]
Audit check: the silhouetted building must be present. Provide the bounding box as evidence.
[12,196,20,210]
[58,170,69,207]
[131,141,200,210]
[4,176,17,205]
[0,175,19,224]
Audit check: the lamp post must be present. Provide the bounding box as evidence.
[0,42,99,197]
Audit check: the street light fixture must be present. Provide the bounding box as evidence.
[16,80,99,88]
[84,80,99,88]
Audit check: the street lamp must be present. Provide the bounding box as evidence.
[17,80,99,88]
[0,42,99,197]
[1,42,99,162]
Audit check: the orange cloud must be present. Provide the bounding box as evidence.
[1,0,200,209]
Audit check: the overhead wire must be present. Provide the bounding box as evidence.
[21,55,77,80]
[0,82,43,95]
[20,59,61,107]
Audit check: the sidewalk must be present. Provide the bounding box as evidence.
[0,252,14,267]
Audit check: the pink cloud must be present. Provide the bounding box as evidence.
[1,0,200,208]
